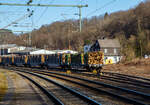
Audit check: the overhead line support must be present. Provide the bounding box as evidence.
[0,3,88,32]
[0,3,88,8]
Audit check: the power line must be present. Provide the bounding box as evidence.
[1,11,33,29]
[86,0,117,17]
[26,0,42,30]
[36,0,55,24]
[0,2,88,32]
[62,0,85,16]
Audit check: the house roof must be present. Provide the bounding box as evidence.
[10,47,56,55]
[9,47,38,54]
[97,39,120,48]
[0,44,17,48]
[30,49,55,55]
[52,50,78,54]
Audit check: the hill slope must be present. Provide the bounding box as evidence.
[13,1,150,59]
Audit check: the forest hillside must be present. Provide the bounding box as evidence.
[10,1,150,60]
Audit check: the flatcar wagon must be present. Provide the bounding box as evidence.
[0,51,104,73]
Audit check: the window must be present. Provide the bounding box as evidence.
[104,49,107,53]
[114,49,117,54]
[114,56,117,62]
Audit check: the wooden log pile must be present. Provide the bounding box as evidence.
[88,51,104,64]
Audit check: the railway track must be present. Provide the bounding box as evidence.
[17,66,150,86]
[17,72,64,105]
[2,66,150,105]
[10,67,150,105]
[16,70,101,105]
[45,69,150,93]
[6,66,150,91]
[62,70,150,93]
[102,72,150,83]
[33,68,150,93]
[100,72,150,90]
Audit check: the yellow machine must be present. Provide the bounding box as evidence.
[105,59,113,64]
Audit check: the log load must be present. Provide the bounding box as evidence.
[88,51,104,65]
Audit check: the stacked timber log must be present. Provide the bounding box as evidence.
[88,51,104,64]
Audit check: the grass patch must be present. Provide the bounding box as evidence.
[0,71,8,101]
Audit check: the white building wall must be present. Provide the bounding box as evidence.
[53,50,78,54]
[18,46,26,51]
[8,46,26,53]
[30,50,55,55]
[7,48,12,53]
[104,56,121,64]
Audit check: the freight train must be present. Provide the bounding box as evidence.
[0,51,104,73]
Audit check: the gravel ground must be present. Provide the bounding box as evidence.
[2,64,149,105]
[34,69,149,105]
[0,72,14,105]
[102,58,150,79]
[24,72,93,105]
[0,69,8,105]
[41,72,132,105]
[102,64,150,78]
[0,69,51,105]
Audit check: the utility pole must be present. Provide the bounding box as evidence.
[138,17,143,58]
[140,40,142,58]
[79,7,82,32]
[28,32,31,47]
[61,14,72,49]
[13,30,32,47]
[68,24,71,50]
[0,3,88,32]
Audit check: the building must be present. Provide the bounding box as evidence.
[90,39,121,64]
[52,50,78,54]
[0,44,78,56]
[0,44,28,56]
[8,46,26,53]
[0,44,17,55]
[0,44,16,48]
[10,47,55,55]
[30,49,55,55]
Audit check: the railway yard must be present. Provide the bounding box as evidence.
[0,63,150,105]
[1,0,150,105]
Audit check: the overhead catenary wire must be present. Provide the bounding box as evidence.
[0,1,87,33]
[0,7,24,28]
[1,12,33,29]
[86,0,117,17]
[27,0,41,30]
[61,0,86,17]
[36,0,55,24]
[2,1,34,33]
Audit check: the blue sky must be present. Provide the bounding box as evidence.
[0,0,144,34]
